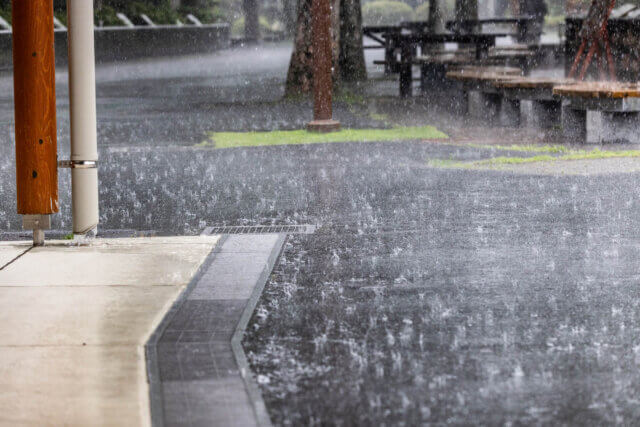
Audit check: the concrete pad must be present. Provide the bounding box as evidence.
[499,98,520,127]
[468,90,501,123]
[588,111,640,144]
[0,243,29,268]
[561,102,587,142]
[0,236,219,426]
[0,286,183,346]
[0,346,147,426]
[0,236,218,287]
[528,100,561,129]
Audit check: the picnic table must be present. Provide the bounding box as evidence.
[363,25,403,74]
[494,77,577,128]
[445,67,523,124]
[553,82,640,99]
[387,32,508,97]
[553,82,640,143]
[446,16,540,44]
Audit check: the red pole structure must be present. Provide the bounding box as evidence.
[307,0,341,132]
[12,0,58,246]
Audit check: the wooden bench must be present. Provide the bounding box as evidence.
[553,82,640,143]
[415,48,530,92]
[446,67,523,123]
[414,53,488,93]
[390,32,507,97]
[494,77,577,128]
[488,50,536,73]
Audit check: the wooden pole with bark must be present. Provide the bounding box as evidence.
[12,0,58,245]
[285,0,340,97]
[307,0,341,132]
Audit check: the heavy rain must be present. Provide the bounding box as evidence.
[2,0,640,425]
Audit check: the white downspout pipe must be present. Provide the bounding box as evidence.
[67,0,99,236]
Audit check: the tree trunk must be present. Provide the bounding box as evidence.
[282,0,297,35]
[428,0,446,33]
[455,0,477,21]
[243,0,260,42]
[285,0,340,96]
[339,0,367,81]
[453,0,478,32]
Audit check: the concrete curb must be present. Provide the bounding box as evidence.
[145,233,286,426]
[145,235,229,427]
[231,234,287,427]
[0,24,230,71]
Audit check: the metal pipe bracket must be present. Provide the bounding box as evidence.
[58,160,98,169]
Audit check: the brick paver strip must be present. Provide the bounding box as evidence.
[146,234,285,427]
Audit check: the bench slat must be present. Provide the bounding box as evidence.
[553,82,640,99]
[496,77,576,89]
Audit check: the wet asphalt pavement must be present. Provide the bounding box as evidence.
[2,43,640,425]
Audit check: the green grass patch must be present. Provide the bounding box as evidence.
[334,89,366,106]
[200,126,448,149]
[463,143,580,154]
[429,149,640,169]
[369,113,391,123]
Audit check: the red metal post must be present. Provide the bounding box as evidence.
[307,0,340,132]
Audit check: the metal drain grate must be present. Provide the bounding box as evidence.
[202,224,317,235]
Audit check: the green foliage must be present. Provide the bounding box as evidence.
[0,6,9,24]
[414,3,430,20]
[545,15,565,29]
[54,12,68,26]
[95,6,122,27]
[231,16,282,37]
[362,0,414,26]
[0,1,223,27]
[122,1,180,25]
[178,0,224,24]
[200,126,448,149]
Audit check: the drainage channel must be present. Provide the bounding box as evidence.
[201,224,317,236]
[146,233,287,427]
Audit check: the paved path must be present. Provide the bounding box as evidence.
[148,233,284,427]
[0,236,218,426]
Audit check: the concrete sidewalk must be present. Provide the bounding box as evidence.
[0,236,219,426]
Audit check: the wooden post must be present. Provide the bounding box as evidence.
[12,0,58,245]
[307,0,340,132]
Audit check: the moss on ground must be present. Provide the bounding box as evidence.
[461,143,579,154]
[429,149,640,170]
[200,126,448,149]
